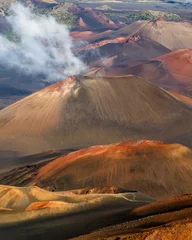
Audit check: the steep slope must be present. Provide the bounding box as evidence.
[79,35,170,67]
[82,19,192,49]
[1,141,192,199]
[117,19,192,50]
[95,49,192,96]
[0,75,192,156]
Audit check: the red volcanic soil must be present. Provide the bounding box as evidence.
[156,49,192,85]
[1,140,192,199]
[33,140,192,199]
[70,31,95,40]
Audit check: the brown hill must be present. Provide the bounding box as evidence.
[1,141,192,199]
[115,20,192,50]
[79,35,170,67]
[94,49,192,97]
[80,20,192,68]
[81,20,192,49]
[0,75,192,156]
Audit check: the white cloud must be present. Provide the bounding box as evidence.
[0,3,87,82]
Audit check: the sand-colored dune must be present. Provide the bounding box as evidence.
[0,185,192,240]
[0,75,192,156]
[1,141,192,199]
[0,184,153,240]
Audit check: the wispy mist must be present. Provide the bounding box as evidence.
[0,3,87,82]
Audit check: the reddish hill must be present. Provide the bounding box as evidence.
[0,75,192,156]
[81,19,192,49]
[1,141,192,199]
[93,49,192,97]
[156,49,192,85]
[33,140,192,199]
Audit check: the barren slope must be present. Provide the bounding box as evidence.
[79,35,169,67]
[1,141,192,199]
[0,75,192,156]
[94,49,192,97]
[117,20,192,50]
[74,194,192,240]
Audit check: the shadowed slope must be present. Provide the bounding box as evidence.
[0,148,78,173]
[0,185,153,240]
[0,75,192,156]
[79,35,169,67]
[73,194,192,240]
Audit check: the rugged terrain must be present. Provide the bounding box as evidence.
[0,1,192,240]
